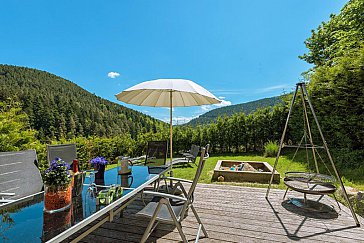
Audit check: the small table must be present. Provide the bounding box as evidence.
[0,165,168,243]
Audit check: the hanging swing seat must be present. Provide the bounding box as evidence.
[284,172,337,195]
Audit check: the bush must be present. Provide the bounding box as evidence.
[264,140,279,157]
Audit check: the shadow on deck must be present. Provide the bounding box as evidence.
[71,184,364,242]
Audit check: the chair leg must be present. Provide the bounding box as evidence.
[283,187,289,200]
[190,205,208,238]
[140,200,163,243]
[165,201,188,243]
[332,193,342,210]
[172,182,188,197]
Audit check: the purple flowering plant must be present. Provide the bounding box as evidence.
[90,156,108,167]
[44,158,71,191]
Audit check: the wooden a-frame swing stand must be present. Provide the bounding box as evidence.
[265,82,360,227]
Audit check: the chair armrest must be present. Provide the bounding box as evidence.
[164,177,193,184]
[142,191,187,202]
[0,192,15,196]
[0,199,15,203]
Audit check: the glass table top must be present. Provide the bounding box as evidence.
[0,165,165,243]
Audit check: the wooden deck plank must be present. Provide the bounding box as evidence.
[69,184,364,243]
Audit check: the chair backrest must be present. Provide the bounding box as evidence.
[144,141,168,167]
[190,145,200,162]
[47,143,77,165]
[187,144,209,200]
[0,150,43,200]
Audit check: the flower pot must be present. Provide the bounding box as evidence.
[44,185,72,213]
[94,164,105,180]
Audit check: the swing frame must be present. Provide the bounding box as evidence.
[265,82,360,227]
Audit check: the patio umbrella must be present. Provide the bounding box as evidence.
[115,78,220,166]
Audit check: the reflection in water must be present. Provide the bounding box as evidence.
[72,194,84,224]
[2,166,151,241]
[95,178,105,193]
[41,193,85,242]
[83,178,104,217]
[1,193,43,241]
[0,211,14,241]
[42,206,72,242]
[117,174,134,188]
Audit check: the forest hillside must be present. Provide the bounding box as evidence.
[0,65,166,142]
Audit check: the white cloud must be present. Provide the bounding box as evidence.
[107,71,120,79]
[212,84,291,95]
[200,98,232,112]
[201,105,211,111]
[256,84,290,93]
[215,99,232,107]
[211,89,247,95]
[162,116,197,125]
[218,96,225,99]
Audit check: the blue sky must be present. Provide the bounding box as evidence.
[1,0,346,124]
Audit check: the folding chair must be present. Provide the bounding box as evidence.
[137,144,210,243]
[144,141,168,175]
[183,144,200,164]
[0,150,43,204]
[46,143,77,165]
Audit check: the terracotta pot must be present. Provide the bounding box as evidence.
[44,185,72,212]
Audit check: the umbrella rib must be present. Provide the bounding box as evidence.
[179,91,187,106]
[153,90,164,107]
[190,92,200,106]
[132,89,150,105]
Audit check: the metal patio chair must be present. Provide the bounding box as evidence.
[0,150,43,204]
[171,144,200,166]
[137,144,210,243]
[144,140,168,174]
[46,143,77,165]
[182,144,200,164]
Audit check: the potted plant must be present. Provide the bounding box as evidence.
[90,156,108,180]
[43,158,72,212]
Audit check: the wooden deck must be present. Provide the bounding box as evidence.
[71,184,364,242]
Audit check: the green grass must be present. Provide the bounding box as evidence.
[105,150,364,192]
[171,152,307,190]
[105,150,364,191]
[171,150,364,191]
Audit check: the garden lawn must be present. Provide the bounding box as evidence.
[105,151,364,191]
[171,152,364,191]
[171,153,306,190]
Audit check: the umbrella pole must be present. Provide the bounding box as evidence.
[169,91,174,181]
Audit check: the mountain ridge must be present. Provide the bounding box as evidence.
[186,96,282,126]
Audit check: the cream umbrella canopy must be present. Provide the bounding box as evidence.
[115,79,220,166]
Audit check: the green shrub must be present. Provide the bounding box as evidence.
[264,140,279,157]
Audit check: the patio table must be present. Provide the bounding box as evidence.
[0,165,168,243]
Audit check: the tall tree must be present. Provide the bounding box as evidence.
[0,99,37,151]
[300,0,364,67]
